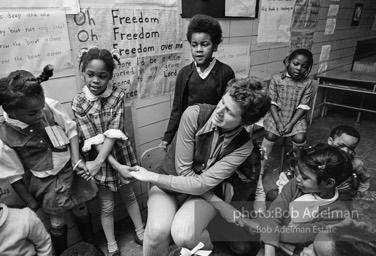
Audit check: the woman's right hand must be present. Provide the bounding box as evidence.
[129,166,159,183]
[117,165,138,179]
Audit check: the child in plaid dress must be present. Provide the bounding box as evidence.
[72,47,144,256]
[255,49,314,213]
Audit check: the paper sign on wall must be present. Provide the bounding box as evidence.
[114,0,177,7]
[225,0,257,17]
[67,7,183,100]
[213,44,250,78]
[0,0,80,14]
[258,0,296,43]
[291,0,320,29]
[327,4,339,17]
[290,31,314,52]
[318,61,328,73]
[319,45,331,62]
[0,10,73,75]
[324,18,336,35]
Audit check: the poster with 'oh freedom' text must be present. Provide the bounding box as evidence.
[0,10,73,75]
[258,0,296,43]
[67,7,183,101]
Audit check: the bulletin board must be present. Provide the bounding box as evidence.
[181,0,258,18]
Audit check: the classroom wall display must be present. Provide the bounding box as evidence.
[291,0,320,29]
[289,31,314,52]
[225,0,257,18]
[114,0,177,7]
[351,3,363,27]
[67,7,183,101]
[257,0,296,43]
[0,0,80,14]
[0,10,73,76]
[324,18,336,35]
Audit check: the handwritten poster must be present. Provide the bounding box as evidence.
[225,0,257,17]
[67,7,183,100]
[319,45,331,62]
[318,61,328,74]
[258,0,296,43]
[0,0,80,14]
[214,44,250,78]
[291,0,320,29]
[0,10,72,75]
[114,0,177,6]
[289,31,314,52]
[324,18,336,35]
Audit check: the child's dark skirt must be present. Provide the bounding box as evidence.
[29,161,97,214]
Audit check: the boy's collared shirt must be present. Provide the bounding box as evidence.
[195,58,217,79]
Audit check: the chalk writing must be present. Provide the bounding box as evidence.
[0,10,72,75]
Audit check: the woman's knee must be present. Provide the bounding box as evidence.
[145,221,171,245]
[292,133,306,143]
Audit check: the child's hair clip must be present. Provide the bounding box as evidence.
[78,48,88,59]
[318,164,326,170]
[111,49,121,65]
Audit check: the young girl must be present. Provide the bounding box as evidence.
[72,47,144,256]
[260,144,354,256]
[261,48,314,175]
[161,14,235,148]
[0,66,97,256]
[300,220,376,256]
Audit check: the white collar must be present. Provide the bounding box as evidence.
[195,58,216,79]
[83,81,113,101]
[4,112,29,129]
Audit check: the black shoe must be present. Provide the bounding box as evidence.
[133,232,143,246]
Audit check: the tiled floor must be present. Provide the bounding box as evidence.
[95,109,376,256]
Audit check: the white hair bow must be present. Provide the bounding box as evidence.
[180,242,212,256]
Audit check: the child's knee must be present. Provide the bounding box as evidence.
[100,199,114,217]
[266,189,279,203]
[71,202,89,217]
[292,133,306,144]
[50,214,65,229]
[120,184,137,204]
[265,132,278,142]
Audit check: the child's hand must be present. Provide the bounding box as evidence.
[117,165,137,179]
[276,122,284,135]
[86,160,102,177]
[283,123,293,134]
[74,160,93,181]
[159,141,168,151]
[129,166,158,183]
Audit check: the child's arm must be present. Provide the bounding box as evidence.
[268,78,284,134]
[353,158,370,192]
[27,208,52,255]
[284,80,313,134]
[0,140,40,211]
[11,180,40,212]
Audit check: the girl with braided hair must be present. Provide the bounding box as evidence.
[72,47,144,256]
[0,66,98,255]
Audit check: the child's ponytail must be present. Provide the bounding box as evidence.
[35,64,54,84]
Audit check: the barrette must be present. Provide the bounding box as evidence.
[318,164,326,170]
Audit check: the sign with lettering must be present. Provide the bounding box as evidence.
[0,10,72,75]
[0,0,79,14]
[258,0,296,43]
[291,0,320,29]
[289,30,314,52]
[67,7,183,100]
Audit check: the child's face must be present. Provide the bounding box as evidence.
[295,162,328,196]
[328,133,358,157]
[190,32,217,71]
[286,54,310,80]
[300,232,333,256]
[84,59,112,96]
[8,96,45,125]
[212,93,242,132]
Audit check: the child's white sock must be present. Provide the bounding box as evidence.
[107,241,119,253]
[135,225,145,240]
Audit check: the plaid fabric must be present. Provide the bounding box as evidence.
[263,73,313,137]
[72,87,138,192]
